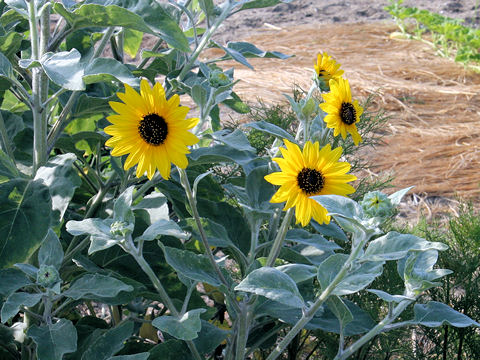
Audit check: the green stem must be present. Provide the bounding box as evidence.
[178,167,229,287]
[235,301,251,360]
[265,232,368,360]
[123,237,203,360]
[172,0,236,93]
[29,0,46,173]
[247,219,261,265]
[47,27,115,152]
[334,299,413,360]
[0,111,15,160]
[265,208,294,267]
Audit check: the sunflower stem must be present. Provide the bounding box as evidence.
[265,208,294,267]
[265,231,369,360]
[173,0,236,92]
[47,27,115,152]
[177,167,229,285]
[123,236,203,360]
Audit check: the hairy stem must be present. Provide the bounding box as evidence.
[266,232,369,360]
[265,208,294,267]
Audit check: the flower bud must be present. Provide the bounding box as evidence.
[209,69,230,88]
[361,191,394,218]
[37,264,60,288]
[110,220,133,237]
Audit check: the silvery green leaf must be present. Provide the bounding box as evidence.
[14,263,38,278]
[189,144,256,168]
[208,129,256,152]
[0,179,53,269]
[81,321,133,360]
[243,120,295,143]
[66,218,112,238]
[294,244,334,266]
[388,186,414,205]
[0,268,32,297]
[310,195,363,220]
[0,148,20,183]
[311,220,348,242]
[235,267,305,308]
[108,354,150,360]
[399,250,452,294]
[34,153,81,221]
[182,217,233,248]
[152,308,206,341]
[41,49,85,91]
[63,274,133,300]
[256,297,374,335]
[114,186,135,222]
[135,219,188,241]
[326,296,353,329]
[363,232,448,262]
[367,289,414,303]
[38,229,64,269]
[1,292,43,323]
[276,264,317,283]
[191,84,207,108]
[162,246,222,286]
[0,51,14,83]
[83,58,139,87]
[317,254,384,295]
[413,301,480,328]
[286,229,341,251]
[225,41,291,60]
[28,319,77,360]
[132,191,169,224]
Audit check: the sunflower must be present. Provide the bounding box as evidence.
[264,139,356,226]
[314,52,344,91]
[319,77,364,146]
[105,79,199,180]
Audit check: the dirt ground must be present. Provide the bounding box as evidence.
[207,0,480,212]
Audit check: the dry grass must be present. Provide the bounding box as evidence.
[203,22,480,202]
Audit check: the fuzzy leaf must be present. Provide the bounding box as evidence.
[235,267,305,308]
[152,308,206,341]
[28,319,77,360]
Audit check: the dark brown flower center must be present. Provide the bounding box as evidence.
[138,113,168,145]
[340,102,356,125]
[297,168,325,195]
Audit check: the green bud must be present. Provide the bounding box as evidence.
[360,191,394,218]
[313,74,330,92]
[37,264,60,288]
[209,69,230,88]
[110,220,133,237]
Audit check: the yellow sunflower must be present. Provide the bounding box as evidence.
[319,77,364,146]
[264,139,356,226]
[105,79,199,180]
[314,52,344,91]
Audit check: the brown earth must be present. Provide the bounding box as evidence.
[206,1,480,209]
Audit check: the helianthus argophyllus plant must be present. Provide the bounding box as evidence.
[105,79,199,180]
[319,77,364,146]
[314,52,344,91]
[264,139,356,226]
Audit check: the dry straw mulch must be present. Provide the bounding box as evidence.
[205,22,480,203]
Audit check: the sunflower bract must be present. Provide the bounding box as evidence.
[319,77,364,146]
[264,139,356,226]
[105,79,199,180]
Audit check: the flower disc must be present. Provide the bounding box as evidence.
[264,139,356,226]
[319,77,364,145]
[105,79,199,180]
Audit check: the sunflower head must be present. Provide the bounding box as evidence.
[314,52,344,92]
[319,77,364,146]
[105,79,199,180]
[264,139,356,226]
